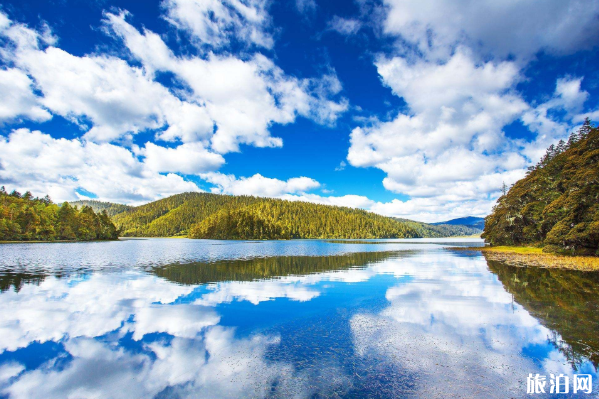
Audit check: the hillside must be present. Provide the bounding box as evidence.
[434,216,485,231]
[482,120,599,255]
[112,192,481,239]
[1,188,119,241]
[69,200,133,217]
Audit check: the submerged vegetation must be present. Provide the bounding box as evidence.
[482,120,599,255]
[111,192,480,239]
[0,187,119,241]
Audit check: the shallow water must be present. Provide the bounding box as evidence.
[0,238,597,398]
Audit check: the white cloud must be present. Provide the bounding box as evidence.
[327,16,362,36]
[201,172,320,197]
[343,44,599,221]
[0,68,51,123]
[0,11,347,154]
[106,12,348,153]
[280,193,375,210]
[382,0,599,60]
[162,0,274,50]
[0,129,202,204]
[141,142,225,174]
[0,10,350,208]
[346,50,529,216]
[10,48,213,143]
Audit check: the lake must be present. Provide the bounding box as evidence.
[0,238,597,398]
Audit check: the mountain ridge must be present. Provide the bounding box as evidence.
[434,216,485,230]
[98,192,482,239]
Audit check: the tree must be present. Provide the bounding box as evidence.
[0,192,119,241]
[482,121,599,255]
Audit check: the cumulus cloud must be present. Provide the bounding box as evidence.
[345,50,530,218]
[106,12,348,152]
[0,68,51,123]
[1,13,214,144]
[382,0,599,60]
[332,0,599,221]
[162,0,274,50]
[141,142,224,174]
[0,9,350,207]
[0,129,202,204]
[0,10,347,153]
[343,41,599,220]
[200,171,320,197]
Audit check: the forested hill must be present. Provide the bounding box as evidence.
[112,192,481,239]
[0,188,119,241]
[69,200,133,217]
[482,120,599,255]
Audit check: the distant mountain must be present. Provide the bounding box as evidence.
[434,216,485,230]
[69,200,133,217]
[109,192,482,239]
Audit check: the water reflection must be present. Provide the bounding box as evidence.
[488,259,599,368]
[152,251,400,285]
[0,239,596,398]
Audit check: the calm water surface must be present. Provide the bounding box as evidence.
[0,238,597,398]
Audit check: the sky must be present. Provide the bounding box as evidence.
[0,0,598,222]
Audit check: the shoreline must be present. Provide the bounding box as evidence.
[0,238,120,244]
[451,246,599,272]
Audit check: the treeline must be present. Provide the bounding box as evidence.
[113,192,263,237]
[482,120,599,255]
[113,192,480,240]
[69,200,132,217]
[0,187,119,241]
[188,198,479,239]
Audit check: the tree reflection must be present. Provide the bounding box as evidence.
[0,272,48,292]
[487,258,599,369]
[152,251,401,285]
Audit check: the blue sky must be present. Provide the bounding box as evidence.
[0,0,598,222]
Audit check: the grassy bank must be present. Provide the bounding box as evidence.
[452,246,599,272]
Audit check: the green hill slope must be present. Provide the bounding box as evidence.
[69,200,133,217]
[112,192,480,239]
[482,120,599,255]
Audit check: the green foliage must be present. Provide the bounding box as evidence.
[482,120,599,255]
[0,188,119,241]
[186,196,477,240]
[69,200,133,217]
[113,192,263,237]
[190,207,289,239]
[113,194,480,240]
